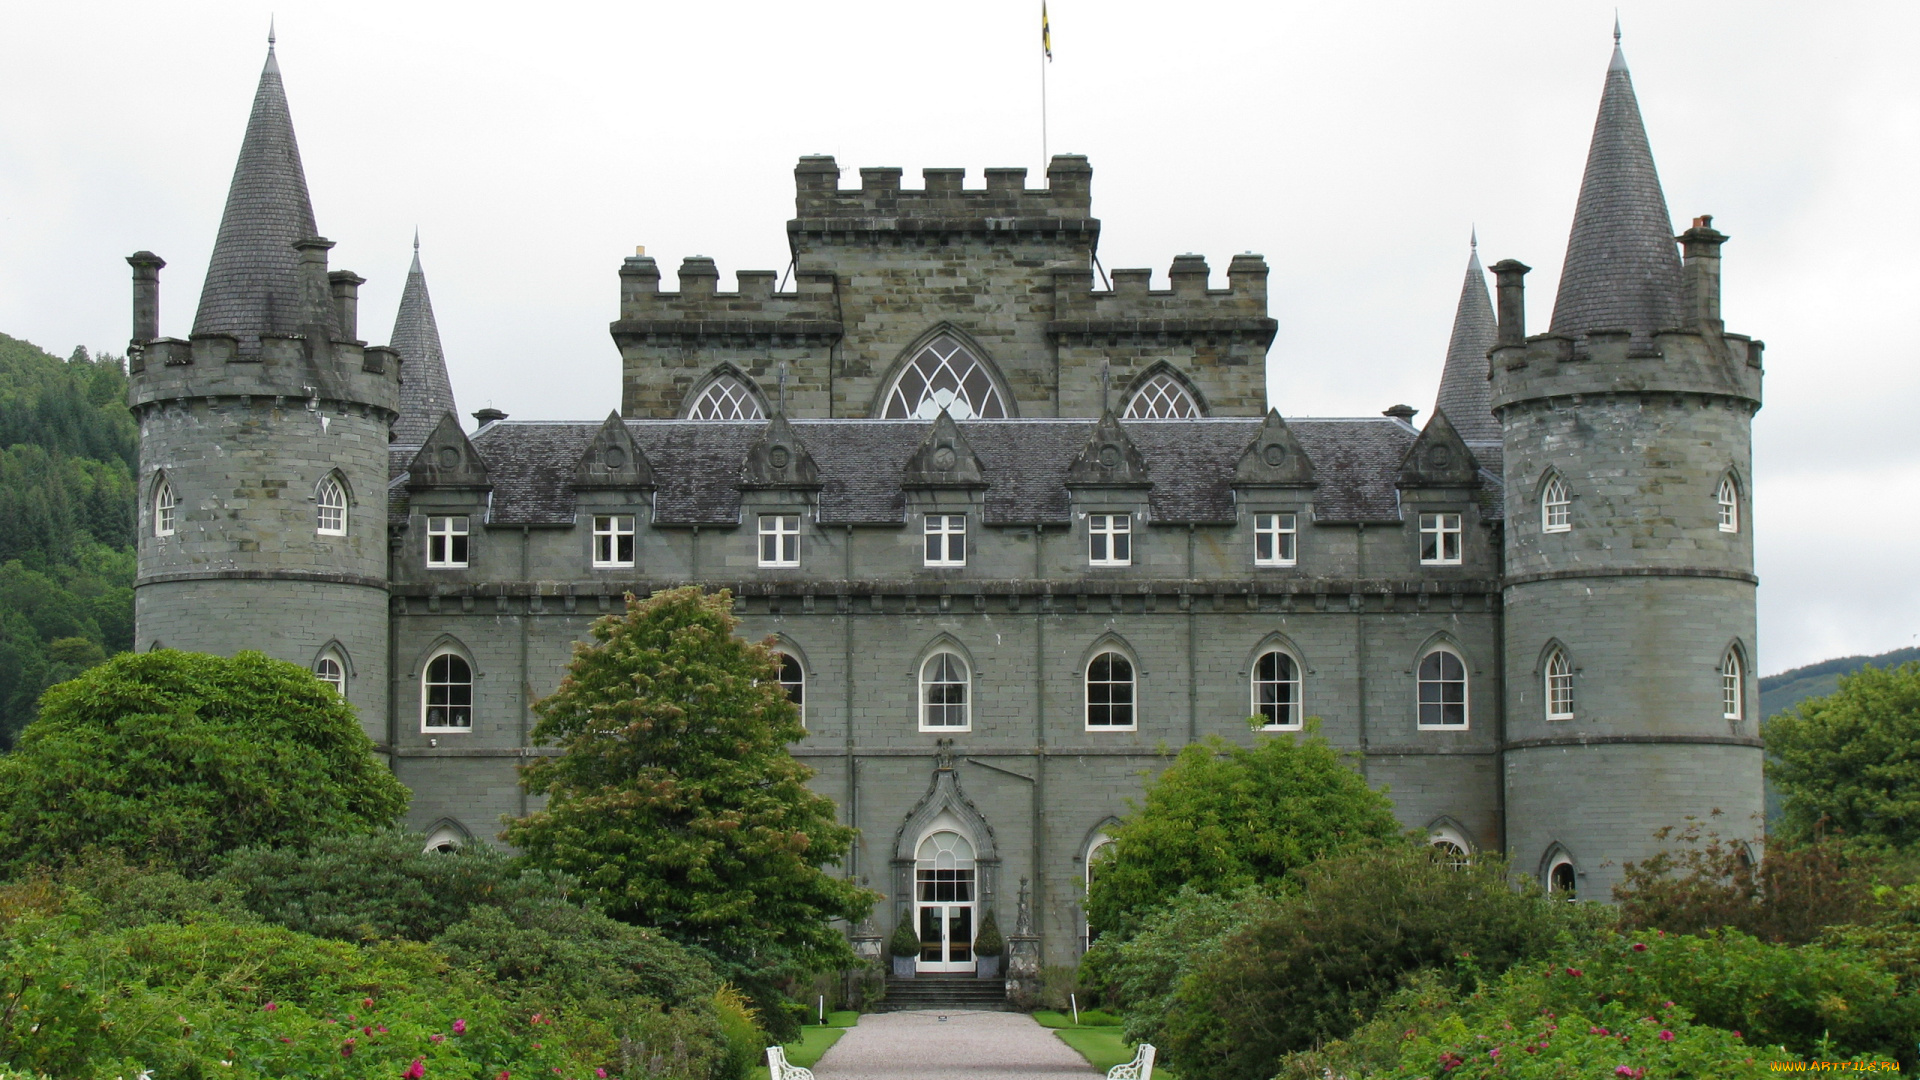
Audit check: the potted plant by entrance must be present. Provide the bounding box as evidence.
[889,917,920,979]
[973,909,1005,979]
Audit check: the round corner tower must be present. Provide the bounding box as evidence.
[126,41,399,746]
[1490,37,1765,900]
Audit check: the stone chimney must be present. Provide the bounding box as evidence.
[127,251,165,342]
[329,270,365,341]
[293,237,337,333]
[1677,215,1727,334]
[1491,259,1531,345]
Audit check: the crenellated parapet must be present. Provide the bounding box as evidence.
[787,155,1097,241]
[1048,254,1275,346]
[610,255,842,346]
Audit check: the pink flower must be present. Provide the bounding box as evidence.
[1733,1031,1742,1039]
[363,997,376,1009]
[1565,967,1583,977]
[597,1071,609,1079]
[342,1038,356,1058]
[430,1034,446,1044]
[453,1019,468,1036]
[378,1025,389,1034]
[404,1058,425,1080]
[264,1001,279,1012]
[1489,1048,1499,1060]
[1662,1002,1675,1010]
[1632,942,1648,952]
[1659,1030,1674,1042]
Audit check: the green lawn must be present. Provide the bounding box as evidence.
[1034,1011,1174,1078]
[747,1013,858,1080]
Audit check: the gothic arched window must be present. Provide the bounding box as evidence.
[1716,475,1740,533]
[920,652,970,731]
[1123,372,1201,418]
[1541,475,1570,533]
[315,651,346,698]
[1086,651,1136,729]
[1252,649,1302,729]
[774,650,805,726]
[1544,647,1573,720]
[1417,648,1468,728]
[1721,650,1745,721]
[881,335,1008,420]
[153,476,177,537]
[316,475,348,536]
[423,651,474,731]
[687,375,765,420]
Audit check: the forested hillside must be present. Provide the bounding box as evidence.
[1761,645,1920,720]
[0,332,136,747]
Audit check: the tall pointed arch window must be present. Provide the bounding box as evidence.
[1716,476,1740,533]
[1086,651,1136,729]
[1417,647,1468,728]
[687,375,765,420]
[881,335,1008,420]
[316,475,348,535]
[315,649,346,698]
[920,652,970,731]
[1544,647,1574,720]
[774,650,805,726]
[153,476,177,537]
[1123,371,1202,418]
[1252,649,1302,729]
[1721,650,1744,721]
[1541,475,1570,533]
[423,651,474,731]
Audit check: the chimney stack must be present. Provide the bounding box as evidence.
[1491,259,1531,345]
[329,270,366,341]
[293,237,337,333]
[126,251,165,342]
[1677,215,1727,334]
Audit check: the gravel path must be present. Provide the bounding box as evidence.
[811,1010,1100,1080]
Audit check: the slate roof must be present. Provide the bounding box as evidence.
[387,417,1503,528]
[388,240,459,445]
[191,44,319,351]
[1548,37,1686,342]
[1433,243,1501,444]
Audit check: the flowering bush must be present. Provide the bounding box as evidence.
[1383,997,1776,1078]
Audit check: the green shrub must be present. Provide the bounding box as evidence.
[1157,845,1575,1080]
[973,909,1004,957]
[711,984,764,1080]
[888,917,920,957]
[1085,729,1401,941]
[1765,660,1920,849]
[0,650,407,875]
[435,901,717,1008]
[1079,885,1281,1045]
[1613,815,1878,943]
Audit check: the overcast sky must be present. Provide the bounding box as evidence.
[2,1,1914,675]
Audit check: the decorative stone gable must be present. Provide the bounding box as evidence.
[902,410,987,488]
[573,411,655,490]
[1398,408,1480,488]
[406,413,491,490]
[740,412,820,489]
[1233,409,1317,488]
[1066,411,1151,489]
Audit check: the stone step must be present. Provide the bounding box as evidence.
[876,975,1011,1012]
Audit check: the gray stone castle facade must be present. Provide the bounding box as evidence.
[124,33,1764,968]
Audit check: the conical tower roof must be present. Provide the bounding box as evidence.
[1433,236,1500,444]
[389,235,459,446]
[191,38,319,350]
[1548,28,1685,341]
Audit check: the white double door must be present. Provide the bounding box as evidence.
[915,830,978,973]
[917,897,975,972]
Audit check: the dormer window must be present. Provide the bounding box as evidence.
[759,514,800,567]
[427,516,469,568]
[316,475,347,536]
[924,514,966,567]
[1716,476,1739,533]
[1419,513,1463,565]
[1541,476,1570,533]
[593,514,636,567]
[1254,513,1297,566]
[1088,514,1131,567]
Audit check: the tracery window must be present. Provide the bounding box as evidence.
[1253,649,1302,729]
[423,652,473,730]
[153,476,177,537]
[920,652,970,730]
[1541,476,1570,533]
[1086,651,1136,729]
[1717,476,1740,533]
[1122,372,1201,418]
[1545,647,1574,720]
[1722,651,1744,721]
[687,375,764,420]
[316,475,347,535]
[1417,648,1468,728]
[881,335,1008,420]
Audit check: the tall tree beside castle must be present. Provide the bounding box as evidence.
[118,25,1763,977]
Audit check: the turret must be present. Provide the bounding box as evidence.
[126,33,398,747]
[389,233,460,448]
[1491,24,1765,900]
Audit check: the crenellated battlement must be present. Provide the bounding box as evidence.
[788,155,1096,235]
[611,255,843,343]
[1490,328,1763,414]
[1048,254,1275,343]
[128,331,401,417]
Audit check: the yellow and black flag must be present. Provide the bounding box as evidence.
[1042,1,1052,60]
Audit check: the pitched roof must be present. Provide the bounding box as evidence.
[1433,241,1501,444]
[190,43,319,350]
[1548,35,1685,341]
[389,237,459,446]
[413,417,1491,529]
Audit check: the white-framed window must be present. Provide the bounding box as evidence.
[315,653,345,697]
[423,652,473,731]
[1717,476,1739,533]
[1254,512,1297,567]
[1086,651,1136,729]
[1547,856,1578,900]
[592,514,636,567]
[920,652,970,731]
[316,475,347,536]
[1122,371,1201,419]
[1541,476,1570,533]
[1085,835,1115,950]
[427,515,469,567]
[1721,651,1744,721]
[924,515,966,567]
[1253,649,1302,729]
[881,334,1009,420]
[774,651,805,726]
[758,514,800,567]
[1088,513,1131,567]
[1430,836,1470,870]
[1545,647,1574,720]
[153,476,177,537]
[1417,648,1468,728]
[687,375,764,420]
[1419,512,1463,565]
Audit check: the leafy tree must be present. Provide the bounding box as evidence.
[1084,726,1401,940]
[505,588,874,978]
[0,650,408,874]
[1764,661,1920,849]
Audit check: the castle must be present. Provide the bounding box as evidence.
[123,31,1764,970]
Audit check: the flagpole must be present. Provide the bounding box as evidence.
[1040,4,1049,166]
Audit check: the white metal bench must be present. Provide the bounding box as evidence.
[766,1045,815,1080]
[1107,1043,1154,1080]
